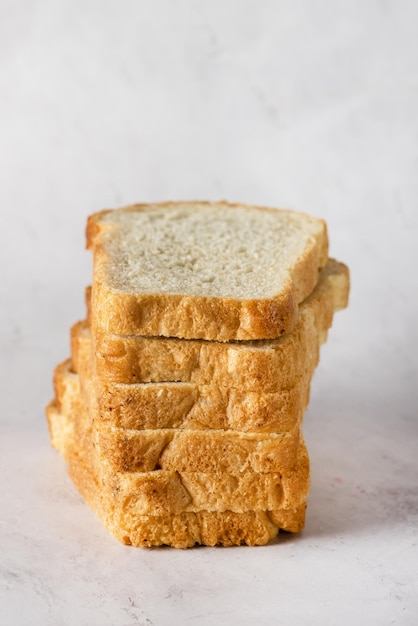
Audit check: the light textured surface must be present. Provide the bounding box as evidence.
[88,202,328,340]
[1,1,417,624]
[93,202,326,297]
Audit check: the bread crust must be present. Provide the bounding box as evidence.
[44,206,351,548]
[67,319,312,431]
[46,401,308,545]
[87,201,329,341]
[53,365,302,474]
[97,424,301,474]
[67,433,306,547]
[85,259,349,389]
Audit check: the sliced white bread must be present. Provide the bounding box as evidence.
[46,398,308,515]
[51,365,301,474]
[87,201,329,341]
[85,259,349,389]
[48,402,305,546]
[55,358,309,433]
[46,399,308,546]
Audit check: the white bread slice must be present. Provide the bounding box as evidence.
[97,424,300,473]
[87,202,328,341]
[56,357,309,433]
[52,366,301,474]
[49,357,307,513]
[48,402,304,547]
[86,259,349,389]
[46,401,307,546]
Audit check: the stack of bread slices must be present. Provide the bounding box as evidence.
[46,201,349,548]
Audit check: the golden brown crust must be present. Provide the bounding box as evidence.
[97,425,301,473]
[44,208,350,548]
[50,362,310,512]
[87,201,329,341]
[85,209,112,251]
[93,320,318,389]
[85,285,92,325]
[69,325,310,433]
[45,399,75,456]
[91,265,298,341]
[54,362,302,474]
[101,449,309,516]
[67,440,287,547]
[95,380,309,433]
[53,360,79,416]
[86,259,349,388]
[45,402,307,545]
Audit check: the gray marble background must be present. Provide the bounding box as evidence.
[1,1,417,625]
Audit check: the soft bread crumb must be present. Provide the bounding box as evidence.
[100,203,324,298]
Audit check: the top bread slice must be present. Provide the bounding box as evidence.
[87,202,328,341]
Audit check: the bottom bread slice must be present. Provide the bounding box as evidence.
[67,439,305,548]
[47,398,309,514]
[46,403,307,547]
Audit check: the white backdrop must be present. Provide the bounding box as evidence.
[1,1,417,624]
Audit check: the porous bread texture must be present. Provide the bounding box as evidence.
[86,259,349,389]
[88,317,318,390]
[46,420,305,548]
[52,356,308,510]
[54,363,301,474]
[88,203,327,300]
[97,423,301,474]
[47,402,309,532]
[57,356,310,433]
[87,202,329,340]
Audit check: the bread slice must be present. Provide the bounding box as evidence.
[47,399,308,514]
[53,366,301,473]
[48,402,305,548]
[97,424,301,473]
[69,448,301,547]
[46,401,307,546]
[50,352,309,514]
[56,357,309,433]
[85,259,349,389]
[87,202,328,341]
